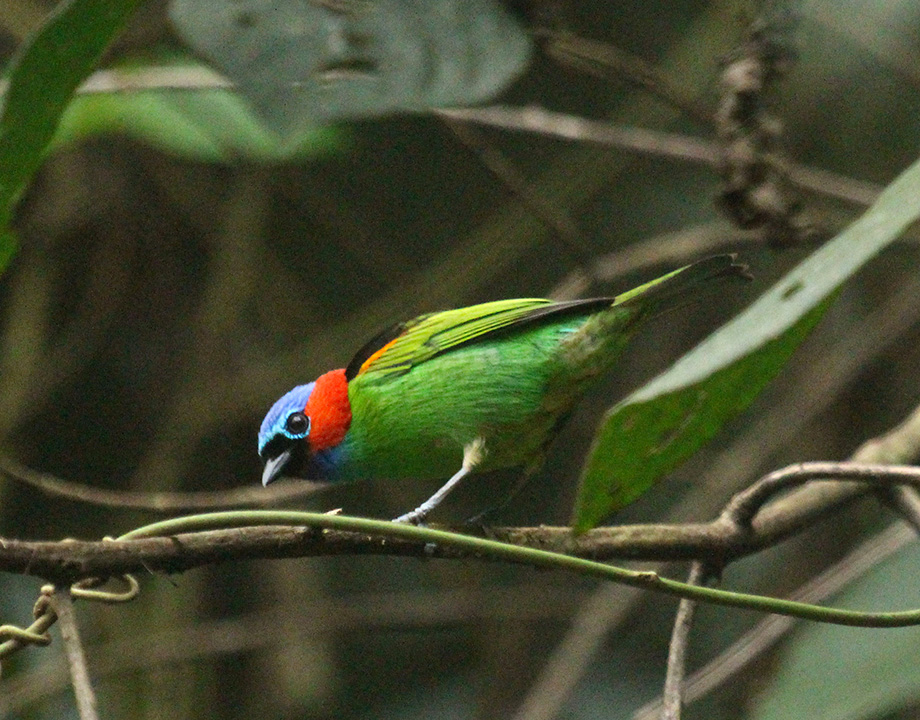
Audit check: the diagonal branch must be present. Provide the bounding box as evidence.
[51,587,99,720]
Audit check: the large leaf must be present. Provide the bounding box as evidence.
[169,0,532,136]
[0,0,142,237]
[573,154,920,531]
[750,537,920,720]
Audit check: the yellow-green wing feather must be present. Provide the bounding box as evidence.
[348,298,554,381]
[345,255,750,384]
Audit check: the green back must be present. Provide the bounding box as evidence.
[345,297,612,384]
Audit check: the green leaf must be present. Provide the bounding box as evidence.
[750,539,920,720]
[168,0,532,137]
[573,154,920,531]
[53,72,344,162]
[0,0,142,235]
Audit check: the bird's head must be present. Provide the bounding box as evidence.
[258,369,351,485]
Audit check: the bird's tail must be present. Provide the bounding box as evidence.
[544,255,750,407]
[611,254,752,319]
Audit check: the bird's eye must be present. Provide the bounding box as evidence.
[285,412,309,435]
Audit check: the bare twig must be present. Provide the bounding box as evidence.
[5,457,920,669]
[721,462,920,529]
[439,105,881,208]
[661,562,710,720]
[40,65,232,94]
[51,587,99,720]
[518,381,920,720]
[0,61,879,209]
[439,105,719,163]
[629,406,920,716]
[0,456,324,511]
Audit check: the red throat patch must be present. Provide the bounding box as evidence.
[304,369,352,453]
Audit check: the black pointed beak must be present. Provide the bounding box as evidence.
[262,447,293,486]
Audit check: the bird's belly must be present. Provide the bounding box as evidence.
[338,342,562,481]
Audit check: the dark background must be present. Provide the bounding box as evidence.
[2,1,920,718]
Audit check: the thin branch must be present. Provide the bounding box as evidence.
[542,33,713,126]
[439,105,719,163]
[2,463,920,583]
[661,562,709,720]
[721,462,920,528]
[629,406,920,717]
[0,65,234,95]
[51,587,99,720]
[4,492,920,671]
[6,460,920,675]
[437,105,881,207]
[0,456,324,511]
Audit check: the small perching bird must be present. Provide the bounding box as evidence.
[258,255,749,523]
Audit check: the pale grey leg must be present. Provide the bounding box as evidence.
[393,438,485,524]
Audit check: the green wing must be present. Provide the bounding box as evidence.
[345,254,749,383]
[345,298,610,382]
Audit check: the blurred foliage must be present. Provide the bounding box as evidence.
[0,229,15,275]
[751,540,920,720]
[0,0,141,235]
[1,0,920,719]
[170,0,532,135]
[53,61,344,162]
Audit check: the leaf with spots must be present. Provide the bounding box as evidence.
[573,153,920,531]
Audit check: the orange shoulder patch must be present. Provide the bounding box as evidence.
[358,335,401,376]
